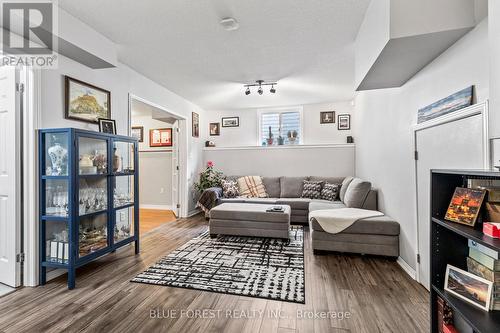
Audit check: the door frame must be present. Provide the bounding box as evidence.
[411,101,489,285]
[127,94,189,218]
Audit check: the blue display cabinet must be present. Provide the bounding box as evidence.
[39,128,139,289]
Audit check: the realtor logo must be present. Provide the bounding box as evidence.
[1,0,58,67]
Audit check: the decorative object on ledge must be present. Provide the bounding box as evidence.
[288,130,298,144]
[192,112,199,137]
[266,126,274,145]
[149,128,172,147]
[209,123,220,136]
[444,187,485,227]
[338,114,350,130]
[417,86,473,124]
[444,264,492,311]
[243,80,277,95]
[347,136,354,143]
[320,111,335,124]
[98,118,116,134]
[39,128,139,289]
[221,116,239,127]
[65,76,111,124]
[205,140,215,147]
[131,126,144,142]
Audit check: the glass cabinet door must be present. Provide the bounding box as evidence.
[114,175,134,208]
[114,207,134,242]
[78,214,108,257]
[45,179,69,217]
[113,141,135,174]
[44,220,69,264]
[79,178,108,215]
[44,132,69,176]
[78,137,108,175]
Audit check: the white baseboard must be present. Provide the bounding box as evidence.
[397,257,416,280]
[187,208,202,217]
[140,204,174,210]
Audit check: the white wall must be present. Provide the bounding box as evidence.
[354,20,489,270]
[204,101,354,147]
[40,56,206,216]
[204,145,355,178]
[131,115,173,208]
[489,0,500,137]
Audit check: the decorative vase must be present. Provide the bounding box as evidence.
[48,141,68,176]
[277,136,285,145]
[266,138,274,145]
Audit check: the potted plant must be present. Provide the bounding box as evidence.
[277,127,285,145]
[194,161,224,193]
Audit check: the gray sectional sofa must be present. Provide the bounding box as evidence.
[216,176,378,224]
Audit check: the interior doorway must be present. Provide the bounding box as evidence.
[128,95,186,234]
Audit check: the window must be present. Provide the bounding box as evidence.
[259,108,302,145]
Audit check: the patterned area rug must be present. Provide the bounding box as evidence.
[132,226,305,303]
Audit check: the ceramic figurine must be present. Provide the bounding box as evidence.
[48,138,68,176]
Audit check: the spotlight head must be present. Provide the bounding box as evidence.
[245,87,251,95]
[258,86,263,95]
[270,85,276,93]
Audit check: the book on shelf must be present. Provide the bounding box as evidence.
[467,257,500,282]
[469,248,500,271]
[468,239,499,259]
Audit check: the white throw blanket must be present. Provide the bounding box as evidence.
[309,208,384,234]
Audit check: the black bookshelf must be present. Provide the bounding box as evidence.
[431,170,500,333]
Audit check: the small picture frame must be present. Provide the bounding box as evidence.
[320,111,335,124]
[150,128,173,147]
[445,187,486,226]
[98,118,116,134]
[209,123,220,136]
[131,126,144,142]
[444,264,492,311]
[338,114,351,130]
[192,112,199,138]
[222,117,239,128]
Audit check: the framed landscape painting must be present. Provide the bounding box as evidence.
[65,76,111,123]
[444,264,492,311]
[417,86,473,124]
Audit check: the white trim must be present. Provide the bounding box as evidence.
[140,204,174,210]
[203,144,355,151]
[187,208,202,217]
[23,68,41,287]
[257,106,304,146]
[397,257,416,280]
[412,101,489,287]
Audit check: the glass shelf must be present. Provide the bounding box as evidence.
[79,178,108,216]
[114,175,134,208]
[44,132,69,176]
[113,141,135,174]
[114,206,134,242]
[44,220,69,264]
[78,214,108,258]
[45,179,69,217]
[78,137,108,175]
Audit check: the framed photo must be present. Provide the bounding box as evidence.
[131,126,144,142]
[338,114,350,130]
[209,123,220,136]
[150,128,173,147]
[65,76,111,123]
[418,86,473,124]
[98,118,116,134]
[444,264,492,311]
[320,111,335,124]
[222,117,239,127]
[192,112,199,138]
[445,187,486,226]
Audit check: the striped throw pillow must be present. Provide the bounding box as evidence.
[237,176,268,198]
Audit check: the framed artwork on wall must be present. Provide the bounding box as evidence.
[338,114,350,130]
[209,123,220,136]
[65,76,111,124]
[98,118,116,134]
[222,117,239,127]
[131,126,144,142]
[192,112,199,137]
[150,128,173,147]
[417,86,473,124]
[320,111,335,124]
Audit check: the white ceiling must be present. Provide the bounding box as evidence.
[59,0,370,111]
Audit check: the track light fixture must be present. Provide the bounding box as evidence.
[243,80,277,96]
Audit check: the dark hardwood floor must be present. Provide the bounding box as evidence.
[0,215,429,333]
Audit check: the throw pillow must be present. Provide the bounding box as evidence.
[320,182,340,201]
[237,176,268,198]
[221,179,239,198]
[301,180,323,199]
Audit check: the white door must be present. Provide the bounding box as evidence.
[0,66,22,287]
[416,113,485,290]
[171,122,179,217]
